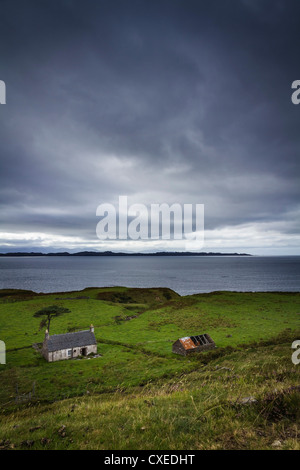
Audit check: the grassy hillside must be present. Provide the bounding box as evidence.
[0,287,299,449]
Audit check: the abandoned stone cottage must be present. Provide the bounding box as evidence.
[172,333,215,356]
[42,325,97,362]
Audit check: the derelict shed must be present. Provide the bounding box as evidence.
[172,333,215,356]
[42,325,97,362]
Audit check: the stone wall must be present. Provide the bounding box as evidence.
[45,344,97,362]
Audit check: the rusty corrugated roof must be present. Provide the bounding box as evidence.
[179,337,197,350]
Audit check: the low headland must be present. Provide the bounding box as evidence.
[0,251,252,257]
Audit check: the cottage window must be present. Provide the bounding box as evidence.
[67,349,72,357]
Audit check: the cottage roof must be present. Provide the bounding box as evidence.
[46,330,96,352]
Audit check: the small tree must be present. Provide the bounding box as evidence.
[33,305,71,333]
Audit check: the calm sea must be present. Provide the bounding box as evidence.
[0,256,299,296]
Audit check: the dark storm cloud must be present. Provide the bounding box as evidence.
[0,0,299,252]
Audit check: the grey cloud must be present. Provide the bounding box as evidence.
[0,0,299,253]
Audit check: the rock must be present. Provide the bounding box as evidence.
[58,425,66,438]
[240,396,257,405]
[41,437,51,446]
[271,440,282,448]
[215,365,232,371]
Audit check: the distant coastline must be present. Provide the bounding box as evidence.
[0,250,252,257]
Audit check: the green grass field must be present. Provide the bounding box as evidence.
[0,287,299,450]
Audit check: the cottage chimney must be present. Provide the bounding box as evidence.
[45,329,49,340]
[90,324,94,333]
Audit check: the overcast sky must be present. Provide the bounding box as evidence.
[0,0,300,254]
